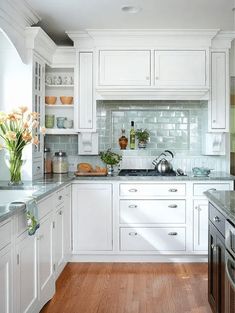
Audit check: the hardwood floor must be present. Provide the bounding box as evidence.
[41,263,212,313]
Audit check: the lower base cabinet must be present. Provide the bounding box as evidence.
[0,246,13,313]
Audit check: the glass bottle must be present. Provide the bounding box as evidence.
[130,121,135,150]
[44,147,52,174]
[119,129,128,150]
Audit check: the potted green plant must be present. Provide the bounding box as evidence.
[99,149,122,175]
[135,128,150,149]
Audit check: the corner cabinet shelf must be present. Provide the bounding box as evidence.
[45,128,77,135]
[45,65,75,134]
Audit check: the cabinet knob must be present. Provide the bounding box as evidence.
[58,195,63,200]
[128,189,138,193]
[59,210,63,215]
[213,216,220,223]
[168,232,178,236]
[168,188,178,193]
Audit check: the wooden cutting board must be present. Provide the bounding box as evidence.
[75,171,107,177]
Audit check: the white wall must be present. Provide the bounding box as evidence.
[0,31,32,180]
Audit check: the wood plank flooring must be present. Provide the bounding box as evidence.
[41,263,212,313]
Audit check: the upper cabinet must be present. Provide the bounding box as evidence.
[99,50,151,86]
[209,51,229,132]
[154,50,207,88]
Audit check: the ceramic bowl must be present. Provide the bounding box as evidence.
[45,96,57,105]
[192,167,212,177]
[60,96,73,105]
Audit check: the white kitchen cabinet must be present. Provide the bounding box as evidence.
[0,246,13,313]
[72,183,113,251]
[209,51,229,131]
[154,50,207,88]
[15,232,37,313]
[79,52,94,130]
[99,50,151,86]
[120,227,186,251]
[37,212,55,308]
[193,200,208,252]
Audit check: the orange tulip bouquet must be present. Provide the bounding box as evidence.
[0,106,45,185]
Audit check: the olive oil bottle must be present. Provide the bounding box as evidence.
[130,121,135,149]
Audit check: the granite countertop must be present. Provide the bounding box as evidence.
[0,171,234,224]
[73,171,235,181]
[204,190,235,223]
[0,173,73,223]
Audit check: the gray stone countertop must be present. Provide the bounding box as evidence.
[0,171,234,223]
[73,171,235,181]
[204,190,235,223]
[0,173,73,223]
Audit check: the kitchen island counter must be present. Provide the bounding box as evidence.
[204,190,235,223]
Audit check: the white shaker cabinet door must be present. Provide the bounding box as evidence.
[0,247,13,313]
[79,52,94,130]
[15,233,37,313]
[99,50,151,86]
[193,200,208,252]
[154,50,207,88]
[37,212,55,308]
[54,207,64,275]
[210,51,228,131]
[72,184,113,251]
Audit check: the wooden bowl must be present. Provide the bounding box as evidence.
[45,96,57,105]
[60,96,73,105]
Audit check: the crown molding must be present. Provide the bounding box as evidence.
[212,30,235,49]
[67,29,220,49]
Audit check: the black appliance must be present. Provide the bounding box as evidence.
[118,169,177,177]
[225,220,235,313]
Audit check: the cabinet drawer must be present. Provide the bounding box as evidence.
[120,227,186,251]
[55,188,65,207]
[209,203,226,237]
[0,219,11,250]
[193,183,230,196]
[38,194,55,220]
[119,200,186,224]
[119,183,186,197]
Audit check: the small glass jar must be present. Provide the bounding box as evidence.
[44,147,52,174]
[53,151,69,174]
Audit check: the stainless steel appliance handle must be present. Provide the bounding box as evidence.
[225,252,235,290]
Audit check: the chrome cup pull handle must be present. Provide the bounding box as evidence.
[128,189,138,193]
[128,205,138,208]
[168,204,178,208]
[129,232,138,236]
[168,232,178,236]
[168,188,178,193]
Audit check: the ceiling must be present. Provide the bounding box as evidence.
[26,0,235,45]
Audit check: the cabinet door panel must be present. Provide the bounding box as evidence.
[72,184,112,251]
[38,213,54,307]
[193,200,208,251]
[154,50,206,87]
[0,248,12,313]
[99,50,151,86]
[210,52,227,130]
[16,234,37,313]
[55,207,64,270]
[79,52,93,130]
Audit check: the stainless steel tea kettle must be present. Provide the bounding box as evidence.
[152,150,174,173]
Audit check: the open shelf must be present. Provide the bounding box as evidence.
[45,104,74,108]
[45,128,77,135]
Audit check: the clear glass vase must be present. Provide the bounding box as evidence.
[5,151,25,185]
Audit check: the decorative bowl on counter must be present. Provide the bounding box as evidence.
[60,96,73,105]
[192,167,212,177]
[45,96,57,105]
